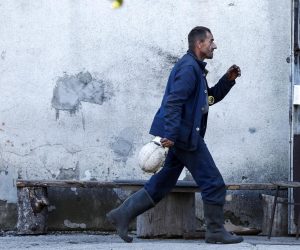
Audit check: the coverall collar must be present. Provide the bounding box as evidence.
[187,50,207,71]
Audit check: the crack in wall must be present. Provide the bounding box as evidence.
[4,143,82,157]
[0,105,19,113]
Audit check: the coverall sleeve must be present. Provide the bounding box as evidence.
[164,65,196,142]
[208,74,235,105]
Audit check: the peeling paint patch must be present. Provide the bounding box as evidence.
[248,127,257,134]
[51,71,114,119]
[70,187,78,195]
[111,139,132,158]
[48,205,56,212]
[111,127,138,162]
[56,162,80,180]
[224,210,243,226]
[64,219,86,229]
[225,194,233,201]
[82,170,92,181]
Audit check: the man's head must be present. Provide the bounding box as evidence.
[188,26,217,60]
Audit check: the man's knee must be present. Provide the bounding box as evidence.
[202,182,226,205]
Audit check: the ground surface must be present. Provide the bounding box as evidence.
[1,233,300,250]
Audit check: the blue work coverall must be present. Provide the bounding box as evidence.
[144,50,235,205]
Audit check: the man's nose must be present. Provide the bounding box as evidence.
[213,43,217,49]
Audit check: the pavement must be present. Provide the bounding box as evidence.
[1,233,300,250]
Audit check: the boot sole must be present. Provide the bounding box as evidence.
[205,238,243,244]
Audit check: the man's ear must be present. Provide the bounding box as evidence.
[196,40,203,49]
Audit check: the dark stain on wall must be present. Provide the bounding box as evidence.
[224,190,268,229]
[0,200,17,230]
[148,46,180,66]
[47,187,134,231]
[248,127,257,134]
[144,45,180,91]
[111,139,132,159]
[51,71,113,119]
[241,176,248,180]
[224,210,244,226]
[1,51,6,60]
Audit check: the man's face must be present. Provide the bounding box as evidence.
[197,32,217,59]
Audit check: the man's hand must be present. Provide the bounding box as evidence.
[226,65,241,81]
[160,138,174,148]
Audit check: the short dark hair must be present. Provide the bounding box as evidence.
[188,26,211,50]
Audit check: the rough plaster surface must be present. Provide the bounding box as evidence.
[0,0,291,230]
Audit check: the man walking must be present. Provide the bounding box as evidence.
[107,26,243,244]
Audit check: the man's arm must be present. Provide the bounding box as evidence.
[161,65,197,147]
[208,65,241,105]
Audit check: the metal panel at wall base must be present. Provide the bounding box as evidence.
[293,134,300,226]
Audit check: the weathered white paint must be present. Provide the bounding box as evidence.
[294,85,300,105]
[0,168,17,203]
[64,219,86,229]
[0,0,291,228]
[48,205,56,212]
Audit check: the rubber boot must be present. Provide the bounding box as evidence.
[204,203,244,244]
[106,188,155,243]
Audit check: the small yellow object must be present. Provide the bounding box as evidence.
[112,0,123,9]
[208,96,215,105]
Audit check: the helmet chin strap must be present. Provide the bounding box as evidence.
[151,137,169,153]
[151,136,162,146]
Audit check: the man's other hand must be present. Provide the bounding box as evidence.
[160,138,174,148]
[226,65,241,81]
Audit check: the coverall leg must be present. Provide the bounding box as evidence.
[144,148,184,203]
[144,137,226,205]
[175,138,226,205]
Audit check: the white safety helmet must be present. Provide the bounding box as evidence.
[138,136,169,173]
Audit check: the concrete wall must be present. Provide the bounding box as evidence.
[0,0,291,231]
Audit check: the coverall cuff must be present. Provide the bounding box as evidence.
[163,133,176,143]
[222,74,236,86]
